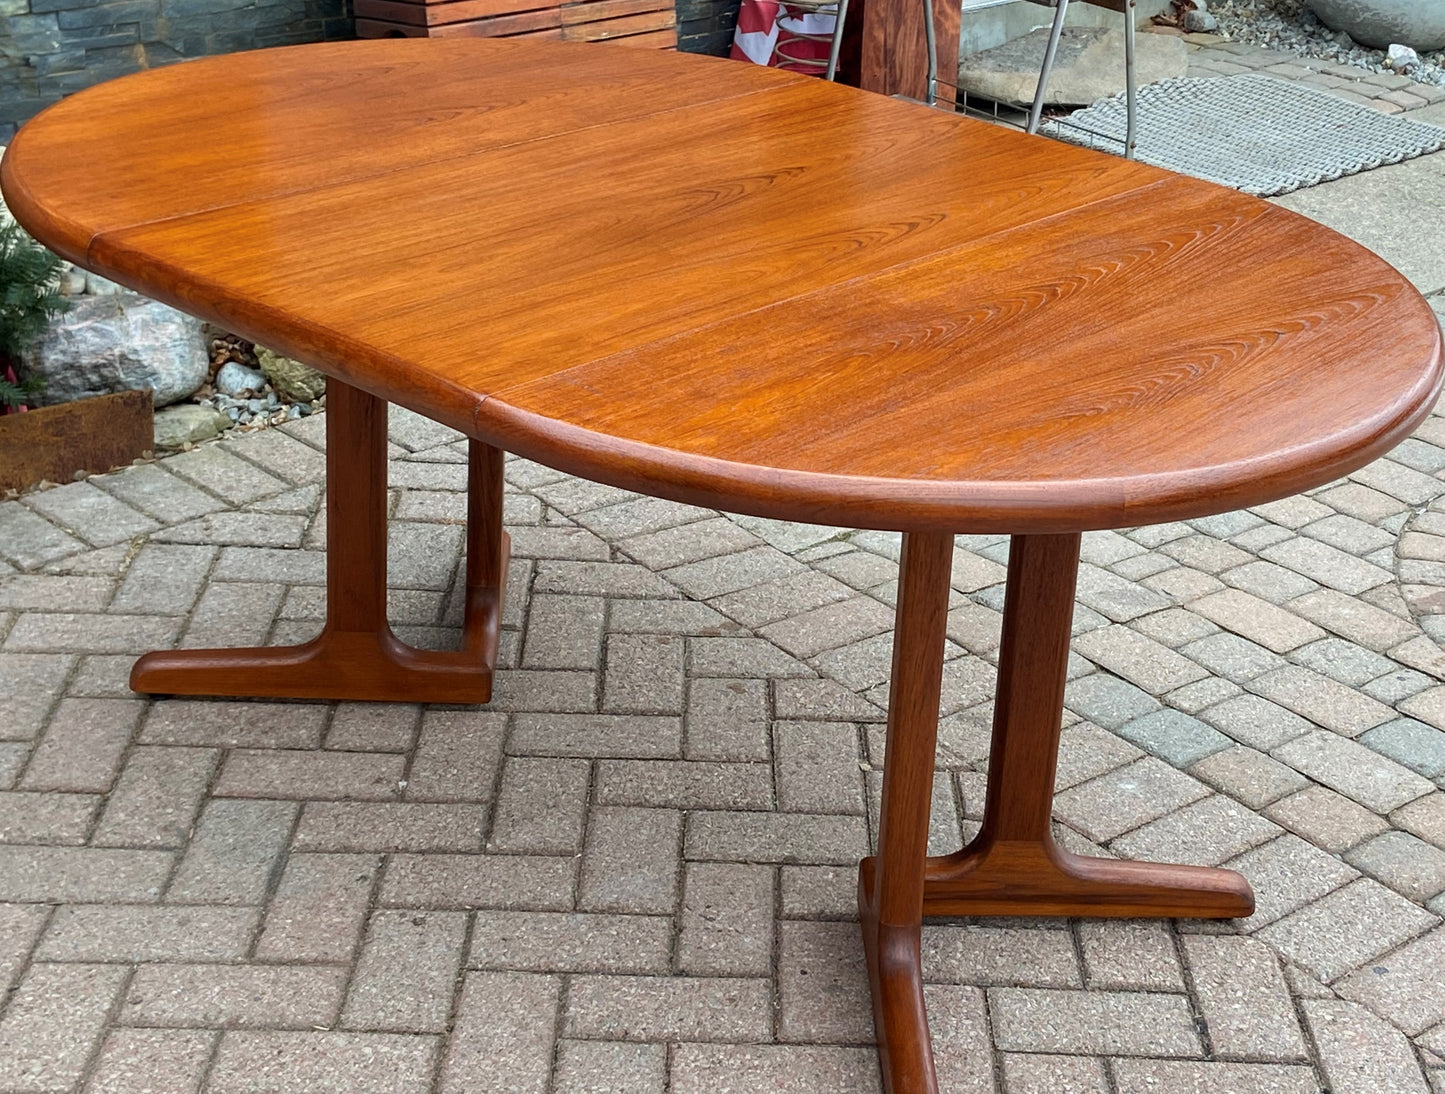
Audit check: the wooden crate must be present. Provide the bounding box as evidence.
[355,0,676,47]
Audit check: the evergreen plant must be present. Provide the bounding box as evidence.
[0,221,68,412]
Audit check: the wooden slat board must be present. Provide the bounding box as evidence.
[357,0,675,44]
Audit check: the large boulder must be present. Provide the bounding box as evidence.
[957,26,1189,107]
[1306,0,1445,51]
[20,291,209,408]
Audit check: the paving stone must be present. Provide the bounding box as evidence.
[1111,793,1280,866]
[924,924,1081,987]
[1180,632,1285,682]
[469,910,671,974]
[1395,792,1445,849]
[209,1031,439,1094]
[686,677,770,761]
[671,1044,882,1094]
[140,699,326,749]
[1224,833,1359,927]
[603,634,684,714]
[1250,665,1395,738]
[522,593,606,670]
[775,721,864,814]
[324,701,420,753]
[572,495,710,539]
[1219,559,1321,604]
[86,1027,215,1094]
[1360,717,1445,780]
[164,446,290,505]
[920,983,996,1093]
[1349,455,1445,507]
[293,802,483,853]
[565,975,770,1042]
[1346,830,1445,902]
[578,806,681,914]
[780,864,856,918]
[1073,624,1209,693]
[688,636,811,679]
[379,853,576,911]
[342,911,467,1032]
[0,652,74,743]
[0,845,172,903]
[166,799,296,905]
[92,463,227,524]
[1000,1054,1109,1094]
[1181,934,1307,1061]
[596,759,773,809]
[38,904,257,963]
[121,963,348,1028]
[92,745,219,848]
[1053,722,1143,791]
[0,903,48,995]
[1111,1060,1320,1094]
[1303,997,1431,1094]
[1063,673,1161,729]
[608,598,737,635]
[1199,693,1312,751]
[5,610,182,655]
[1336,926,1445,1035]
[0,963,128,1092]
[665,546,805,600]
[1287,587,1421,651]
[987,987,1201,1056]
[1256,877,1438,981]
[1113,708,1232,767]
[1189,745,1311,808]
[23,482,160,547]
[1264,785,1390,853]
[678,862,773,976]
[214,748,403,801]
[1273,731,1434,813]
[0,789,99,844]
[1053,757,1211,843]
[510,712,680,759]
[252,852,378,963]
[1078,920,1181,991]
[1188,589,1326,652]
[553,1040,666,1094]
[1074,563,1174,621]
[777,920,873,1042]
[487,757,590,854]
[1403,687,1445,732]
[534,560,675,599]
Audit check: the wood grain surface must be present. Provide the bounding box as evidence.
[4,38,1440,533]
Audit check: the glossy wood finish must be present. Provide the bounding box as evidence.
[5,43,1441,1094]
[5,41,1437,536]
[128,380,508,703]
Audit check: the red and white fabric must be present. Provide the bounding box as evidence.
[730,0,836,72]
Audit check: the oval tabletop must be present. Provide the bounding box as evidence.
[3,38,1441,533]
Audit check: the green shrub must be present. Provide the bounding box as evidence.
[0,221,69,411]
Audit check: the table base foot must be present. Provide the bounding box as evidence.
[860,876,938,1094]
[914,836,1254,919]
[130,543,508,704]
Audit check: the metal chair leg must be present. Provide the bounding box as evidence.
[1026,0,1070,135]
[826,0,849,80]
[1123,0,1137,157]
[923,0,937,104]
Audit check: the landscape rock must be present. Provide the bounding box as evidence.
[1387,43,1421,71]
[20,291,209,408]
[256,346,326,403]
[1305,0,1445,52]
[1184,9,1218,32]
[957,26,1189,107]
[213,360,266,396]
[153,403,230,448]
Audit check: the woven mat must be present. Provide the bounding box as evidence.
[1041,74,1445,196]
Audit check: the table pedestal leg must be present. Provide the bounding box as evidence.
[860,532,1254,1094]
[129,380,508,703]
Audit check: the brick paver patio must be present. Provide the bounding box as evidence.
[4,88,1445,1094]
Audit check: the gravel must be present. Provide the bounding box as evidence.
[1208,0,1445,88]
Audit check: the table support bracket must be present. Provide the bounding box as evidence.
[860,532,1254,1094]
[129,380,507,704]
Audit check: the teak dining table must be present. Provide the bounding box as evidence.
[4,38,1442,1093]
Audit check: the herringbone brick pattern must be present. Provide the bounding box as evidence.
[6,400,1445,1092]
